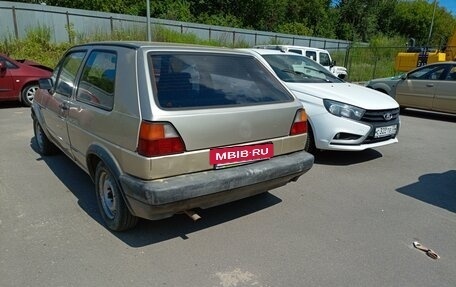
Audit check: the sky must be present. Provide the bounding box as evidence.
[437,0,456,15]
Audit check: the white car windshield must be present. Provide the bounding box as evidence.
[262,54,342,83]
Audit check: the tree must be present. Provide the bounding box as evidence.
[393,0,456,47]
[43,0,144,15]
[150,0,193,22]
[284,0,336,37]
[10,0,456,44]
[335,0,387,42]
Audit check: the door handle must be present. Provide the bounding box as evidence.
[426,84,434,87]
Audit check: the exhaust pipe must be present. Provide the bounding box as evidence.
[184,210,201,221]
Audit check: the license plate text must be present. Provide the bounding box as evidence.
[210,143,274,165]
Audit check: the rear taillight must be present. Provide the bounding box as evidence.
[290,109,308,135]
[138,121,185,157]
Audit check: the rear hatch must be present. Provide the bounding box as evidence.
[146,51,302,151]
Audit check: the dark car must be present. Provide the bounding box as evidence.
[0,53,52,106]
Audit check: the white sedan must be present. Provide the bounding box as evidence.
[243,49,401,152]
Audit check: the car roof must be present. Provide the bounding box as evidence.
[413,61,456,67]
[254,45,327,52]
[69,41,252,56]
[241,48,302,56]
[406,61,456,73]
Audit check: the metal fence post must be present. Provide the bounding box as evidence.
[12,6,19,39]
[110,16,114,36]
[232,31,235,46]
[372,57,378,79]
[66,11,71,43]
[209,28,211,41]
[344,44,351,67]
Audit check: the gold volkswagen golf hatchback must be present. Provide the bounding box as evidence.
[32,42,314,231]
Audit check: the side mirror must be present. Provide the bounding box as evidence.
[400,74,407,80]
[0,60,7,73]
[38,78,53,90]
[332,60,336,67]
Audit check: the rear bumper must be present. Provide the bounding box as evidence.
[119,150,314,220]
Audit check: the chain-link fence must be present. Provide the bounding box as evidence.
[341,46,405,82]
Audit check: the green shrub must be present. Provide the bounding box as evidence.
[0,24,410,81]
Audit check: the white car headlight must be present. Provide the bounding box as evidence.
[323,99,365,120]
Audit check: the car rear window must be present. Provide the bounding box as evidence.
[148,53,293,109]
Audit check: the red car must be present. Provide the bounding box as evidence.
[0,53,52,106]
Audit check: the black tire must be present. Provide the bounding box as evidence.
[95,161,138,231]
[21,83,39,107]
[33,119,58,155]
[304,123,317,154]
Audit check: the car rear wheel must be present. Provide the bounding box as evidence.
[95,161,138,231]
[21,84,38,107]
[33,119,58,155]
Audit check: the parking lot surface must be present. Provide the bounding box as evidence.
[1,104,455,287]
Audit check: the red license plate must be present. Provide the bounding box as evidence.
[210,143,274,166]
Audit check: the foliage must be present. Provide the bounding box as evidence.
[13,0,456,43]
[196,13,243,28]
[393,0,456,47]
[4,0,456,82]
[0,25,70,68]
[277,22,313,36]
[151,25,220,46]
[346,36,407,82]
[151,0,193,22]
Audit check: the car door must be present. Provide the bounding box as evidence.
[395,64,449,109]
[0,56,16,99]
[42,51,86,156]
[67,50,117,168]
[432,64,456,114]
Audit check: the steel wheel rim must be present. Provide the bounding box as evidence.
[99,172,116,220]
[26,86,38,103]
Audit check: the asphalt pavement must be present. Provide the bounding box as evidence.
[0,104,455,287]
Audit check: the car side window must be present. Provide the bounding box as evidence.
[0,56,17,69]
[408,65,447,80]
[289,49,302,55]
[76,51,116,110]
[305,51,317,61]
[55,51,86,97]
[427,67,446,80]
[319,52,331,66]
[445,66,456,81]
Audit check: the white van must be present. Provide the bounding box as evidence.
[254,45,348,79]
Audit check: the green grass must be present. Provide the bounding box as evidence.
[347,46,404,82]
[0,25,408,81]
